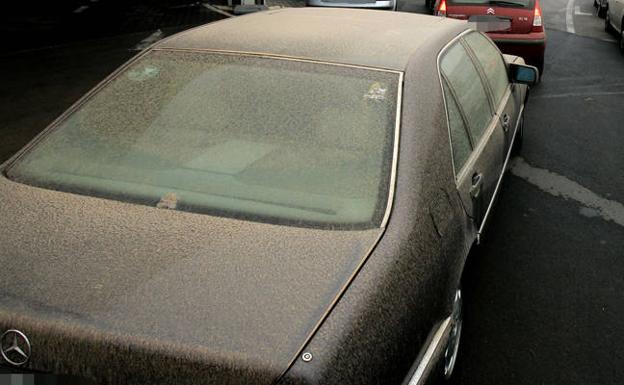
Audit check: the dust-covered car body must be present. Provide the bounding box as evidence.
[0,8,535,385]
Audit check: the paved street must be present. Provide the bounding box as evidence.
[0,1,225,163]
[1,1,225,53]
[451,27,624,384]
[1,0,623,383]
[449,0,624,383]
[542,0,617,41]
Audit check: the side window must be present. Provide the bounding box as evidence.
[440,41,493,143]
[443,81,472,173]
[463,32,510,107]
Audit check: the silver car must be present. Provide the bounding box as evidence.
[306,0,396,10]
[605,0,624,51]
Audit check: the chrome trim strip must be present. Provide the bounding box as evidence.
[476,102,525,244]
[152,47,403,74]
[407,317,452,385]
[491,38,546,45]
[381,71,404,228]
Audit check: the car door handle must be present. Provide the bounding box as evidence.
[470,172,483,199]
[501,114,511,132]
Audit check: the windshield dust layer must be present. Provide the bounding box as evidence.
[7,51,399,228]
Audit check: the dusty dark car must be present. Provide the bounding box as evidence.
[0,8,537,385]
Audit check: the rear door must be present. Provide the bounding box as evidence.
[463,31,520,155]
[439,36,505,230]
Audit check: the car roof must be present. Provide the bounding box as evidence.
[157,8,468,71]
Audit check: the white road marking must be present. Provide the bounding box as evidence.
[510,157,624,227]
[73,5,90,13]
[566,0,576,33]
[132,29,164,51]
[574,5,593,16]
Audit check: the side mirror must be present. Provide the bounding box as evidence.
[509,63,539,86]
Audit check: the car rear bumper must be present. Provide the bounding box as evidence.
[488,31,546,45]
[306,0,394,8]
[488,32,546,66]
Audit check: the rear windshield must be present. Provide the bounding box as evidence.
[448,0,533,7]
[6,50,400,229]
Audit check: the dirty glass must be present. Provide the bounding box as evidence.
[6,51,399,229]
[440,42,493,143]
[442,81,473,174]
[464,32,509,107]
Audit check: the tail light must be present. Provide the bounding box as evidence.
[437,0,447,16]
[532,0,543,32]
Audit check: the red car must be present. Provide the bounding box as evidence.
[435,0,546,74]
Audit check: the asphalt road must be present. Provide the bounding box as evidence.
[1,1,623,384]
[0,0,225,53]
[449,1,624,383]
[542,0,618,41]
[0,1,225,163]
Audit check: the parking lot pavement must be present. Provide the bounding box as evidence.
[2,1,225,53]
[0,1,225,163]
[266,0,305,8]
[450,29,624,385]
[543,0,618,42]
[395,0,429,13]
[0,35,135,163]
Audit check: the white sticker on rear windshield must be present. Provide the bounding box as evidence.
[127,65,160,81]
[364,82,387,101]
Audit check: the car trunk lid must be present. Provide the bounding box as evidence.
[0,176,383,384]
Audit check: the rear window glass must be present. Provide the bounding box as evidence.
[6,51,400,229]
[448,0,533,7]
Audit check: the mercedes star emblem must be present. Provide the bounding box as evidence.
[1,329,31,366]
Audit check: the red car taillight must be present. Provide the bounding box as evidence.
[437,0,447,16]
[532,0,544,32]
